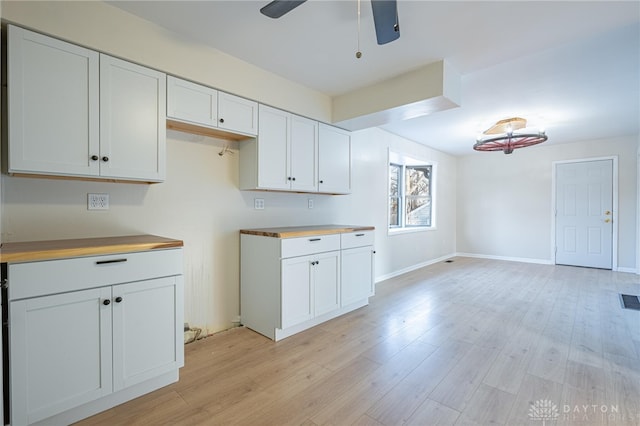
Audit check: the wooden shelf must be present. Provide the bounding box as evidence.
[167,119,254,142]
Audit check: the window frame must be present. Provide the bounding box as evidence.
[388,150,437,234]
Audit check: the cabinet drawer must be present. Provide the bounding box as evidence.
[281,234,340,258]
[341,231,374,249]
[8,248,183,300]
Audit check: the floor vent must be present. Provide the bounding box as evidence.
[620,294,640,311]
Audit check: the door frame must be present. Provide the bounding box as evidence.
[551,156,619,270]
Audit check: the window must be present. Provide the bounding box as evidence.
[388,152,435,231]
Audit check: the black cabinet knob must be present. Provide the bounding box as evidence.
[219,118,225,123]
[319,180,324,184]
[115,297,123,303]
[103,299,111,306]
[91,155,99,161]
[102,156,109,162]
[292,177,296,181]
[288,177,292,181]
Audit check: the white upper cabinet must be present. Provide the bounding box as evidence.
[254,104,290,190]
[166,76,258,137]
[289,114,319,192]
[218,92,258,136]
[241,104,317,191]
[8,25,100,177]
[100,54,166,182]
[166,76,218,128]
[318,123,351,194]
[240,104,342,194]
[7,26,167,183]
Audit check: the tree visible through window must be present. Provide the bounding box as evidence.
[389,161,433,229]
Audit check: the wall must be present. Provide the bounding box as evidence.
[0,1,459,334]
[457,135,638,270]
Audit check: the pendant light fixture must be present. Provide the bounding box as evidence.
[473,117,548,154]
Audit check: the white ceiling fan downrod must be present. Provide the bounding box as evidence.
[356,0,363,59]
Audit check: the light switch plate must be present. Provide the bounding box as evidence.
[254,198,265,210]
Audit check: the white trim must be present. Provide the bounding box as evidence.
[455,252,553,265]
[637,139,640,275]
[551,156,618,270]
[617,267,638,274]
[375,253,455,283]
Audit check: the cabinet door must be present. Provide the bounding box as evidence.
[112,276,182,391]
[318,123,351,194]
[281,256,313,329]
[341,246,374,306]
[218,92,258,136]
[290,115,318,192]
[167,76,218,127]
[257,104,290,190]
[313,250,341,317]
[100,54,166,182]
[8,25,100,177]
[10,287,113,425]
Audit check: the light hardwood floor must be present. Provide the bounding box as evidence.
[77,257,640,426]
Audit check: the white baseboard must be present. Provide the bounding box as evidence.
[375,253,456,283]
[455,252,553,265]
[616,266,638,274]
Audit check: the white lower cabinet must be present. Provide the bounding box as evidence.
[341,246,375,306]
[241,228,373,341]
[7,248,183,425]
[281,250,340,329]
[340,231,375,306]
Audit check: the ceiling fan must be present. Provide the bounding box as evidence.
[260,0,400,45]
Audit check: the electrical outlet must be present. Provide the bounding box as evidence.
[88,193,109,210]
[254,198,265,210]
[308,199,314,209]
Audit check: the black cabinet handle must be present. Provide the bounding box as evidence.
[309,238,321,242]
[90,155,99,161]
[96,258,127,265]
[103,299,111,306]
[355,233,365,237]
[219,118,225,123]
[115,297,123,303]
[102,156,109,162]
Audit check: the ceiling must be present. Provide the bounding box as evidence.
[108,1,640,156]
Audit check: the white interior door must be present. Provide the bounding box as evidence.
[555,159,613,269]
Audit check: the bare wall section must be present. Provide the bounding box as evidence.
[457,135,638,270]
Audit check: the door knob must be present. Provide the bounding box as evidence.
[605,210,611,215]
[604,218,611,223]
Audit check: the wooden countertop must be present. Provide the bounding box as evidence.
[240,225,375,238]
[0,234,184,263]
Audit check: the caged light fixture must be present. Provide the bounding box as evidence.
[473,117,548,154]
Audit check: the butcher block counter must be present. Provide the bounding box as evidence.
[240,224,374,239]
[0,234,184,263]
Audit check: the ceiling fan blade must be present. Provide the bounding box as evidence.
[260,0,307,19]
[371,0,400,45]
